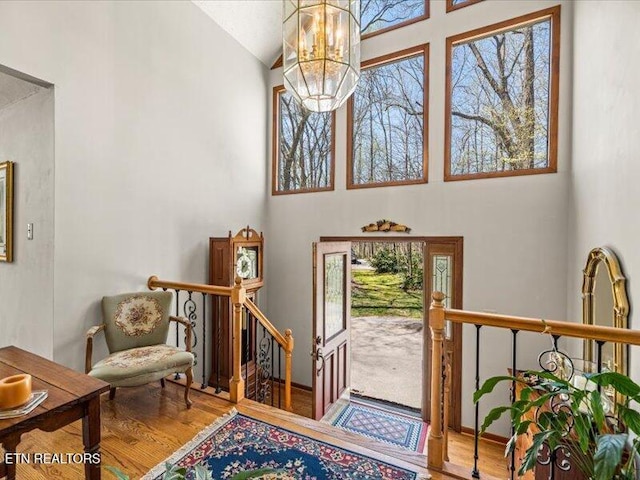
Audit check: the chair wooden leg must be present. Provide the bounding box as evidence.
[109,387,116,400]
[160,378,166,388]
[184,368,193,409]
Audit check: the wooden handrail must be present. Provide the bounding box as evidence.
[427,290,640,477]
[443,308,640,345]
[244,298,294,411]
[148,275,233,297]
[147,275,294,412]
[244,299,287,347]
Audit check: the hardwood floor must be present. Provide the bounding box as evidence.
[0,382,507,479]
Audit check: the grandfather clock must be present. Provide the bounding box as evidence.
[208,227,264,391]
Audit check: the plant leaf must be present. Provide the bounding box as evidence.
[105,466,130,480]
[162,463,187,480]
[619,405,640,436]
[230,469,281,480]
[593,434,627,480]
[588,372,640,398]
[474,376,517,403]
[515,420,533,436]
[505,434,518,456]
[479,405,514,434]
[572,411,594,453]
[536,411,556,430]
[520,386,533,401]
[519,430,555,475]
[193,465,214,480]
[590,390,606,431]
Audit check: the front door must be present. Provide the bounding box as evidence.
[312,242,351,420]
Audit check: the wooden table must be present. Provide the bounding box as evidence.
[0,346,110,479]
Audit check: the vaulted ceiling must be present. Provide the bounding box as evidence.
[192,0,282,67]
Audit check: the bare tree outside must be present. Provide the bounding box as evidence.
[351,51,425,185]
[449,17,553,176]
[450,0,477,6]
[275,1,427,193]
[277,89,333,192]
[361,0,425,35]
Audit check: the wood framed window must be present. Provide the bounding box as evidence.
[272,85,336,195]
[446,0,483,14]
[361,0,429,39]
[271,1,429,70]
[445,6,560,181]
[347,44,429,189]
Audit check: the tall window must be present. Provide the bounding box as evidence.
[270,1,428,69]
[348,45,428,189]
[272,86,335,195]
[445,6,560,181]
[446,0,483,14]
[361,0,428,37]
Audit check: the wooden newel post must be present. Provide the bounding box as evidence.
[230,276,246,404]
[284,329,294,412]
[428,291,446,470]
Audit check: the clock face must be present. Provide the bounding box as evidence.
[236,247,258,280]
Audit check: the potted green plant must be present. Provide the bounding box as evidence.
[107,463,212,480]
[475,366,640,480]
[107,464,281,480]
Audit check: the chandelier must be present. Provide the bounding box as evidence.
[282,1,361,113]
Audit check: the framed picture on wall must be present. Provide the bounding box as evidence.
[0,161,14,262]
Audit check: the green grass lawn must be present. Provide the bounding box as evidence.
[351,269,423,319]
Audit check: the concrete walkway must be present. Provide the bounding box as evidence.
[350,316,423,410]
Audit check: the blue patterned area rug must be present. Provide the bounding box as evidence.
[326,401,428,453]
[142,409,420,480]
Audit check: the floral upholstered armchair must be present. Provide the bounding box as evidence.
[85,291,194,408]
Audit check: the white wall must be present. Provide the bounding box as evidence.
[0,87,54,358]
[266,0,573,430]
[569,1,640,379]
[0,1,268,378]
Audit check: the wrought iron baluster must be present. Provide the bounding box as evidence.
[258,323,264,402]
[258,324,272,404]
[472,324,482,479]
[248,309,253,400]
[174,289,181,380]
[537,434,572,480]
[254,312,258,401]
[215,296,222,393]
[183,291,198,368]
[278,345,282,409]
[552,334,560,351]
[441,352,446,434]
[596,340,605,394]
[510,329,519,480]
[271,333,275,406]
[536,349,574,478]
[596,340,605,373]
[244,307,249,398]
[201,292,206,389]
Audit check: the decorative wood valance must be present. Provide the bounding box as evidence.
[361,219,411,233]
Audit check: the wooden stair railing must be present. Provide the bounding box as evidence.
[244,296,294,411]
[148,275,294,412]
[428,291,640,479]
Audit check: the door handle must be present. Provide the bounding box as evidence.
[311,336,325,376]
[314,348,325,377]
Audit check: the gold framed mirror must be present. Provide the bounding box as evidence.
[582,247,629,376]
